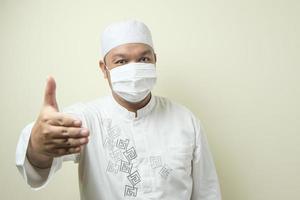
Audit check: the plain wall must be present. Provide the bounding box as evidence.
[1,0,299,199]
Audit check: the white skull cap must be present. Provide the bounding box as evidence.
[101,19,154,57]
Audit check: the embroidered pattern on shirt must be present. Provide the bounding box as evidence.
[102,118,141,198]
[104,137,115,151]
[124,185,138,197]
[116,138,129,150]
[149,155,174,180]
[127,170,141,186]
[106,161,119,174]
[123,147,137,162]
[109,149,124,163]
[120,160,133,174]
[149,156,163,169]
[107,125,121,139]
[159,164,173,179]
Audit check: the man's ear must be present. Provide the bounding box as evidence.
[154,53,157,63]
[99,60,108,79]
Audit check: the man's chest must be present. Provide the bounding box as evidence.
[80,115,194,198]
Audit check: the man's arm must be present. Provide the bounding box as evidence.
[191,119,222,200]
[15,76,89,189]
[16,122,61,189]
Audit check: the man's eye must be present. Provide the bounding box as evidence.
[115,60,127,64]
[139,57,150,62]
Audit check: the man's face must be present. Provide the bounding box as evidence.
[99,43,156,85]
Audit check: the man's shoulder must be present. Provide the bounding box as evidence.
[62,95,111,114]
[84,95,111,107]
[153,95,196,118]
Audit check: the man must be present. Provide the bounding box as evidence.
[16,19,222,200]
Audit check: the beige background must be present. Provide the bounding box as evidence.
[1,0,299,199]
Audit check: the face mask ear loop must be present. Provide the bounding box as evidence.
[103,57,109,71]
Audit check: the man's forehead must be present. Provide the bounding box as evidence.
[107,43,154,58]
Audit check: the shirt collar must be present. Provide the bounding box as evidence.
[108,93,156,121]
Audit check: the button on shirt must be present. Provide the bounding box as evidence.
[16,94,222,200]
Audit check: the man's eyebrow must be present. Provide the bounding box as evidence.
[110,49,153,61]
[140,49,153,56]
[111,54,127,61]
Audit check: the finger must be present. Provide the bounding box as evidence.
[51,137,89,148]
[48,147,81,157]
[66,146,82,154]
[43,76,59,111]
[47,113,82,127]
[49,126,89,139]
[43,145,82,157]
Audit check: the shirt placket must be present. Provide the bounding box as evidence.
[130,118,154,195]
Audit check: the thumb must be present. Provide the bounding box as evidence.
[43,76,59,111]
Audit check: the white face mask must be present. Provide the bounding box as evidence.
[106,62,157,103]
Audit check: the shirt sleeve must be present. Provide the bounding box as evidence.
[191,118,222,200]
[15,102,86,190]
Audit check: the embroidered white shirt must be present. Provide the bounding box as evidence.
[15,94,222,200]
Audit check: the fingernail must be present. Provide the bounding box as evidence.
[74,120,82,126]
[81,129,89,135]
[75,147,81,152]
[80,138,87,144]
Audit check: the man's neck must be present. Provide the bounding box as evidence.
[112,92,152,117]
